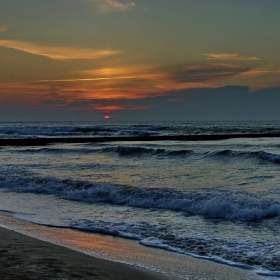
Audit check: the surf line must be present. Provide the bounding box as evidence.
[1,133,280,146]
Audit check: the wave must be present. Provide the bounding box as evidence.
[7,143,280,166]
[0,124,162,138]
[207,149,257,158]
[32,213,280,273]
[206,149,280,164]
[11,147,96,155]
[1,172,280,222]
[61,125,162,137]
[102,146,193,157]
[2,121,280,139]
[258,151,280,164]
[74,125,159,135]
[103,146,165,156]
[10,145,193,158]
[68,220,267,270]
[0,126,75,138]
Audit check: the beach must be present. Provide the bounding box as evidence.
[1,121,280,279]
[0,226,175,280]
[1,0,280,276]
[0,213,263,280]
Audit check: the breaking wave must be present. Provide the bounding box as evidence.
[10,145,194,157]
[206,149,280,164]
[102,146,193,157]
[1,173,280,222]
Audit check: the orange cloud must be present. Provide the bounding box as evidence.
[240,70,276,76]
[1,61,279,116]
[0,40,118,60]
[79,65,219,91]
[86,0,136,13]
[0,63,250,107]
[78,104,152,112]
[32,77,133,84]
[92,105,125,111]
[204,53,260,61]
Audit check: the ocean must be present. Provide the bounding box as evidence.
[1,121,280,278]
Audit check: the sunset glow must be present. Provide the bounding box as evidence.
[1,3,280,277]
[0,1,280,121]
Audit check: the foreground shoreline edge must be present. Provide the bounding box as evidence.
[0,225,175,280]
[0,216,261,280]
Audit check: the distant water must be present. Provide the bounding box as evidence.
[1,121,280,277]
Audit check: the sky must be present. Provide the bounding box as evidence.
[0,0,280,121]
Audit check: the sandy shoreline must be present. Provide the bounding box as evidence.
[0,226,175,280]
[0,212,266,280]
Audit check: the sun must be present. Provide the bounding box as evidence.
[104,115,110,119]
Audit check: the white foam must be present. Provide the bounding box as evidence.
[2,171,280,222]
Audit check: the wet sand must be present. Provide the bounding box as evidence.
[0,212,265,280]
[0,226,175,280]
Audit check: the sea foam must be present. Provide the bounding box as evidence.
[1,171,280,222]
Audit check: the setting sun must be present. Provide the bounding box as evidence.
[104,115,110,119]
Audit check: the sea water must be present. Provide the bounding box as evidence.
[1,121,280,277]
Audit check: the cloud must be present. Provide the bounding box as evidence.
[92,105,125,111]
[3,85,280,121]
[41,99,68,106]
[240,69,280,77]
[38,96,152,113]
[204,53,260,61]
[78,63,248,93]
[86,0,136,13]
[0,24,9,32]
[49,99,153,113]
[32,77,133,83]
[0,40,118,60]
[0,63,250,106]
[90,104,149,112]
[167,63,248,83]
